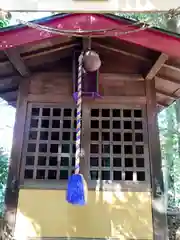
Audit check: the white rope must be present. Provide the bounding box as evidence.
[74,52,83,174]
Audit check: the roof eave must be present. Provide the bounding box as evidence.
[1,13,180,58]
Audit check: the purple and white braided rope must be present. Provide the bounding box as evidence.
[75,53,83,174]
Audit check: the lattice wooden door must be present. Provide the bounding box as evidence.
[20,103,150,192]
[82,104,151,191]
[21,103,78,187]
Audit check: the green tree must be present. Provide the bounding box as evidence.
[0,10,11,28]
[158,101,180,211]
[118,13,167,28]
[159,105,176,208]
[0,148,8,216]
[117,12,180,33]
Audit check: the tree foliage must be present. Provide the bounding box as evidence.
[158,101,180,210]
[0,148,8,216]
[0,10,11,28]
[119,13,167,28]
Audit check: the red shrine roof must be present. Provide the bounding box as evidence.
[0,13,180,57]
[1,13,180,109]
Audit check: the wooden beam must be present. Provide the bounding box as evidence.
[4,77,30,236]
[0,73,143,91]
[4,48,30,77]
[163,64,180,74]
[156,89,179,100]
[82,38,91,50]
[86,96,146,105]
[145,78,168,238]
[146,53,168,81]
[101,73,144,84]
[28,94,146,105]
[155,76,180,85]
[93,42,150,62]
[22,42,79,60]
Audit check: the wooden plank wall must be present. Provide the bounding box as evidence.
[29,72,72,95]
[28,71,146,105]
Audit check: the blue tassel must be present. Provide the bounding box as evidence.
[66,174,87,205]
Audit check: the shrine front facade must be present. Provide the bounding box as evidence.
[1,13,180,240]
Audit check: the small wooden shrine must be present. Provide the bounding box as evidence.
[1,13,180,240]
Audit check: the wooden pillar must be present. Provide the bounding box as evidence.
[145,78,168,239]
[4,77,29,238]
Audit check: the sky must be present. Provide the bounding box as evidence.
[9,12,53,26]
[0,99,16,154]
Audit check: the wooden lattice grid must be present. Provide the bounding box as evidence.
[88,108,148,182]
[21,104,77,182]
[21,103,150,189]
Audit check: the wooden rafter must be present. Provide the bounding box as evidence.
[163,64,180,73]
[22,42,79,60]
[4,48,30,77]
[155,76,180,85]
[146,53,168,81]
[93,42,150,62]
[156,89,179,100]
[0,42,79,69]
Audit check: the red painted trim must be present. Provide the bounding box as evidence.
[1,13,180,58]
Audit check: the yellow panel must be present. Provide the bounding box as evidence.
[15,189,153,240]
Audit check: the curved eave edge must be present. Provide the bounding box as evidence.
[0,13,180,58]
[2,13,180,39]
[106,13,180,39]
[0,13,69,32]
